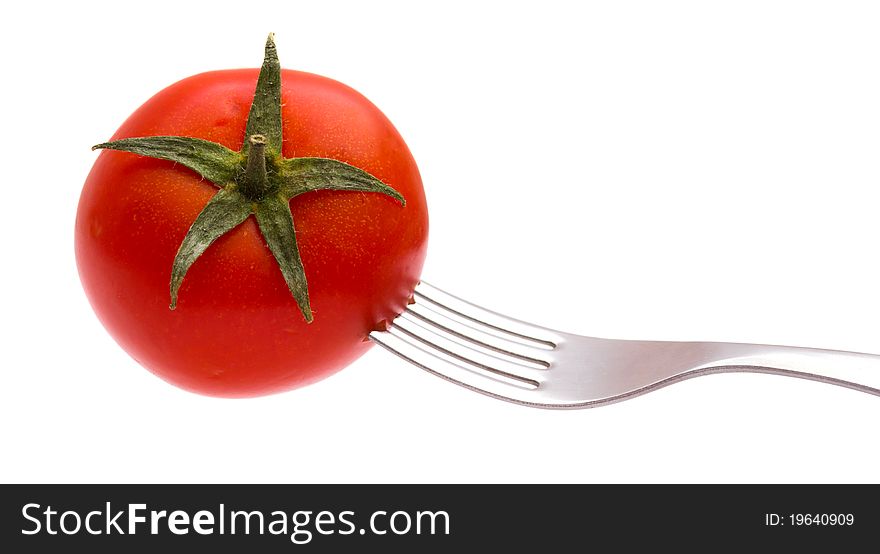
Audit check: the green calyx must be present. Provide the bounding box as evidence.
[92,33,406,323]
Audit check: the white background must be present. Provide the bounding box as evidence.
[1,1,879,483]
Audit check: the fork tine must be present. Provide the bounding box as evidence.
[394,311,550,382]
[404,303,552,368]
[369,326,546,405]
[414,281,561,349]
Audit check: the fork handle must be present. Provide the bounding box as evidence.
[695,342,880,395]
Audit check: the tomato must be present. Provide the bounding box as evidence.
[75,38,428,397]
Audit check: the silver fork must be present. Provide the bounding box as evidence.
[369,281,880,408]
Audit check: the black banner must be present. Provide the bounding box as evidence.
[1,484,875,552]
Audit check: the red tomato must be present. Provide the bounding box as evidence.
[75,68,428,397]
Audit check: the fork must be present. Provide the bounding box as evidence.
[368,281,880,408]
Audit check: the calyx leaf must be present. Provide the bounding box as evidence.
[254,195,313,322]
[279,157,406,205]
[243,33,283,156]
[92,33,407,322]
[92,136,242,186]
[170,188,252,309]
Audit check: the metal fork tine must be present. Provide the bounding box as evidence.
[394,311,550,382]
[414,282,561,349]
[404,303,552,368]
[369,326,544,405]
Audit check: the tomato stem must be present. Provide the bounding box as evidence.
[241,134,270,199]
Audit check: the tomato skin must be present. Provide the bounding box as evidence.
[75,69,428,397]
